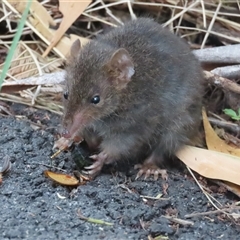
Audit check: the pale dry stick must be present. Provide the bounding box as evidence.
[82,12,117,27]
[0,69,18,81]
[200,0,207,28]
[32,85,42,105]
[1,52,29,65]
[2,0,65,59]
[3,62,38,78]
[41,58,63,71]
[0,40,40,45]
[85,0,129,13]
[178,26,240,43]
[180,31,201,39]
[190,5,240,18]
[6,65,40,80]
[16,48,32,61]
[2,71,65,86]
[162,1,201,28]
[208,118,240,135]
[0,9,11,22]
[201,1,222,49]
[185,206,240,219]
[129,1,189,10]
[186,166,230,216]
[41,0,51,4]
[87,19,91,30]
[99,0,123,25]
[0,95,62,115]
[175,1,188,34]
[211,65,240,79]
[86,0,101,10]
[2,2,13,33]
[124,0,240,19]
[208,111,225,121]
[21,42,43,76]
[31,162,68,173]
[162,216,194,226]
[0,29,34,38]
[191,8,240,31]
[127,0,137,20]
[168,1,177,31]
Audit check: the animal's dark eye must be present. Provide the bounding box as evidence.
[91,95,100,104]
[63,91,69,100]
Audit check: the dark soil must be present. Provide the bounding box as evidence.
[0,103,240,240]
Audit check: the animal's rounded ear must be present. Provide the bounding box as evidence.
[70,39,81,59]
[105,48,135,89]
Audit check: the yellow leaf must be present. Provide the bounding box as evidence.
[202,109,240,156]
[177,146,240,185]
[44,170,79,186]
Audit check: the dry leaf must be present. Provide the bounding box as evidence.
[202,109,240,193]
[0,41,63,81]
[177,146,240,185]
[202,109,240,156]
[43,0,91,57]
[177,110,240,187]
[44,170,80,186]
[5,0,89,58]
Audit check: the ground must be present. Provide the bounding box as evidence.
[0,103,239,240]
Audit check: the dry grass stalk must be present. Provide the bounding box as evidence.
[0,0,239,113]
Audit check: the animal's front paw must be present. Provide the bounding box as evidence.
[134,164,168,181]
[83,151,108,177]
[134,155,168,181]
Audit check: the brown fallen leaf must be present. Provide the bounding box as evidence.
[42,0,91,57]
[44,170,80,186]
[202,109,240,194]
[202,108,240,156]
[177,146,240,186]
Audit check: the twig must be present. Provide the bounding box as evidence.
[193,44,240,64]
[204,71,240,94]
[162,216,194,226]
[211,65,240,79]
[77,209,113,226]
[208,117,240,135]
[201,1,221,49]
[186,166,224,213]
[185,206,240,218]
[31,162,67,172]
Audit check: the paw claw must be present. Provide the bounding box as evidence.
[154,170,159,181]
[134,163,168,181]
[82,151,109,177]
[81,170,90,175]
[144,169,151,180]
[135,169,144,180]
[89,154,98,160]
[84,161,101,170]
